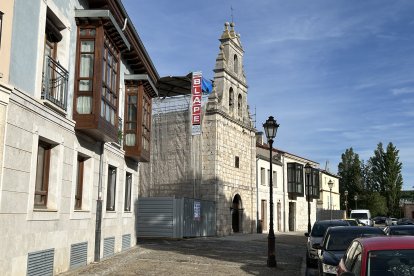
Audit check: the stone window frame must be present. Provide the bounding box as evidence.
[260,167,266,186]
[27,126,64,221]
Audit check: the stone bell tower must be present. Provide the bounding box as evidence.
[201,22,256,236]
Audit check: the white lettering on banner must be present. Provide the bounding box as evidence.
[191,72,202,135]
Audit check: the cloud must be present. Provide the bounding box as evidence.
[391,87,414,95]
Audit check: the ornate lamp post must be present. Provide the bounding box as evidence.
[344,190,348,218]
[304,163,312,234]
[328,180,334,220]
[263,116,279,268]
[354,194,358,210]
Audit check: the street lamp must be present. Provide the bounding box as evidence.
[354,194,358,210]
[263,116,279,268]
[344,190,348,218]
[328,180,334,220]
[305,163,312,234]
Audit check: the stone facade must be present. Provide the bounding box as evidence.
[201,22,256,236]
[0,1,157,275]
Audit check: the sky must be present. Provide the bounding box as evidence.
[123,0,414,191]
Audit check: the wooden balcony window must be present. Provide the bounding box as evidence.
[73,26,120,142]
[124,81,152,162]
[287,163,304,197]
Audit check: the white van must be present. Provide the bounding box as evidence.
[350,209,373,226]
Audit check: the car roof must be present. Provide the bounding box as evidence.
[315,219,348,225]
[326,226,383,234]
[387,225,414,229]
[355,236,414,250]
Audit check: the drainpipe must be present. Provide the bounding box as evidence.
[282,154,286,232]
[94,142,105,262]
[256,158,259,233]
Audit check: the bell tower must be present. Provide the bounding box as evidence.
[203,22,256,236]
[208,22,251,125]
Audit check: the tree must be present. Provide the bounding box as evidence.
[384,143,403,217]
[361,159,375,192]
[365,192,387,217]
[338,148,363,210]
[369,143,386,193]
[369,142,403,217]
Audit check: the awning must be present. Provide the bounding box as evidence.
[156,73,213,98]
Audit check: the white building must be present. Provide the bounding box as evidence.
[256,133,319,232]
[318,170,340,211]
[0,0,158,275]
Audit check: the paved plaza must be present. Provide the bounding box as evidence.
[59,232,307,276]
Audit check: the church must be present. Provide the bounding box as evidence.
[139,22,257,236]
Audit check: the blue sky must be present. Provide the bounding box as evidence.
[123,0,414,190]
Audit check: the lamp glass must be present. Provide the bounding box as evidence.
[263,116,279,140]
[304,163,312,174]
[328,180,334,189]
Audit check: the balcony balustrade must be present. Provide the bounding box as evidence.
[42,56,69,111]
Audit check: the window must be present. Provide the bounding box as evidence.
[125,86,138,146]
[42,12,68,110]
[100,36,119,126]
[76,28,96,114]
[287,163,304,196]
[234,54,239,74]
[124,81,152,161]
[261,167,266,185]
[74,25,120,141]
[141,91,151,152]
[34,141,52,208]
[235,156,239,168]
[273,171,277,187]
[106,166,117,211]
[124,173,132,211]
[267,169,270,186]
[229,87,234,108]
[305,168,320,199]
[237,94,242,116]
[74,156,85,210]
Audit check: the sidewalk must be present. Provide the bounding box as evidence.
[60,232,307,276]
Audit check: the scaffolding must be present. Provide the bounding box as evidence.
[139,93,209,198]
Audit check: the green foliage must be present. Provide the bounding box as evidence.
[338,148,363,210]
[338,142,403,217]
[364,192,387,217]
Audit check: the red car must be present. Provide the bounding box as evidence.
[337,236,414,276]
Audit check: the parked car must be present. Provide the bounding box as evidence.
[397,218,414,225]
[372,216,387,225]
[305,219,350,267]
[337,236,414,276]
[343,218,364,226]
[384,225,414,236]
[385,217,398,226]
[350,210,373,226]
[313,226,384,275]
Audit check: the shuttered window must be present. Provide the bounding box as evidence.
[124,172,132,211]
[34,141,51,208]
[106,166,117,211]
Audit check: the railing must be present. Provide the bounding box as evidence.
[118,117,123,145]
[42,56,69,110]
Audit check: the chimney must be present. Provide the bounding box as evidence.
[256,131,264,145]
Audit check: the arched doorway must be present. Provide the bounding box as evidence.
[232,194,243,233]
